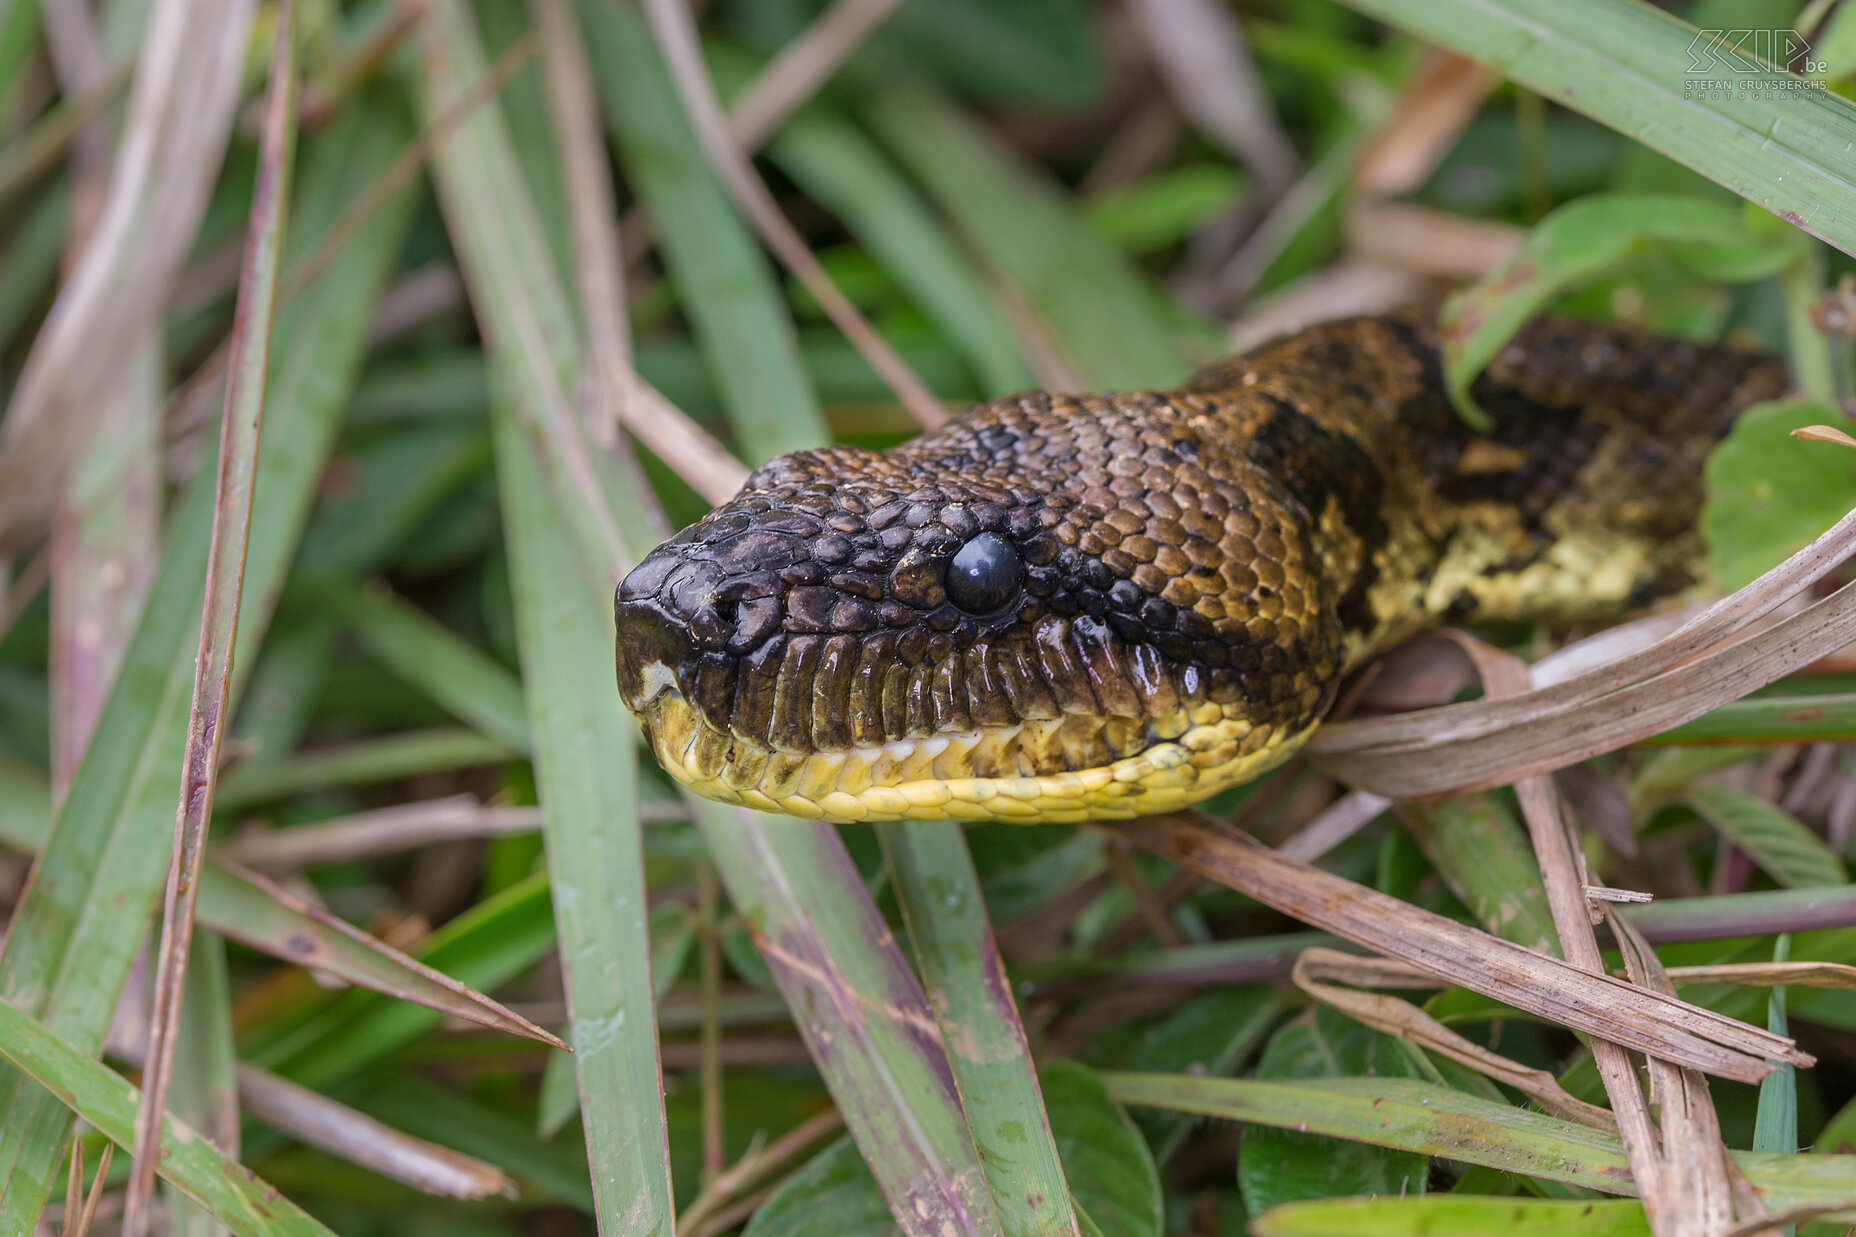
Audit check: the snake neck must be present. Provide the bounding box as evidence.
[1182,304,1789,673]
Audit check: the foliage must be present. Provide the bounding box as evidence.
[3,0,1856,1233]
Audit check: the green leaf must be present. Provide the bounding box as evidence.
[1121,986,1281,1162]
[743,1135,898,1237]
[1330,0,1856,258]
[167,931,239,1237]
[1251,1195,1650,1237]
[1440,194,1799,426]
[0,997,335,1236]
[1239,1009,1429,1216]
[1685,784,1848,889]
[1702,399,1856,591]
[1042,1061,1162,1237]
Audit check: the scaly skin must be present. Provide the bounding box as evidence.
[614,304,1786,823]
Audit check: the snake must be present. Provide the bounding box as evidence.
[613,302,1787,824]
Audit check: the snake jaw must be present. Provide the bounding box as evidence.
[625,672,1312,824]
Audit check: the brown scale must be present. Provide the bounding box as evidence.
[616,304,1788,787]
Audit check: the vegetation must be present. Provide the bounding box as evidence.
[5,0,1856,1233]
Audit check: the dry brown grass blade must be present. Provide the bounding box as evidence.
[1292,947,1617,1130]
[637,0,949,431]
[46,0,162,806]
[1442,630,1684,1235]
[1126,0,1298,192]
[233,1064,517,1199]
[1346,50,1519,280]
[59,1138,111,1237]
[0,0,252,556]
[123,9,296,1230]
[1228,260,1426,353]
[728,0,900,149]
[1347,202,1522,280]
[532,0,624,385]
[1275,789,1391,862]
[1355,51,1498,197]
[1112,812,1807,1085]
[222,796,547,872]
[530,0,748,505]
[1612,911,1751,1235]
[165,33,539,447]
[1311,500,1856,796]
[1665,961,1856,989]
[1285,951,1856,995]
[673,1094,844,1233]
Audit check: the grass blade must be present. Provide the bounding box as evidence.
[0,0,252,553]
[0,999,337,1237]
[1686,785,1849,889]
[577,0,830,464]
[259,872,557,1088]
[0,764,563,1043]
[1103,1073,1856,1209]
[697,803,1003,1237]
[495,403,675,1231]
[1250,1195,1650,1236]
[416,0,676,1224]
[213,728,516,811]
[1754,935,1799,1237]
[342,582,532,753]
[129,7,297,1224]
[1333,0,1856,256]
[1641,693,1856,746]
[880,819,1080,1237]
[0,100,417,1228]
[863,76,1201,391]
[167,931,240,1237]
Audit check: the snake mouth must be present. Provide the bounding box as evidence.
[627,675,1309,824]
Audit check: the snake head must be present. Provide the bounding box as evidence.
[615,396,1342,823]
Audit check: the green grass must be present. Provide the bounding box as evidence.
[5,0,1856,1233]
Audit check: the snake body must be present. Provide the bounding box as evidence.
[614,304,1786,823]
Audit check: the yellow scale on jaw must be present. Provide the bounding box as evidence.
[616,306,1791,826]
[640,688,1313,823]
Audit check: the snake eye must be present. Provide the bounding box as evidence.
[945,532,1023,615]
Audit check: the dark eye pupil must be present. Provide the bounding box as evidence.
[945,532,1023,614]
